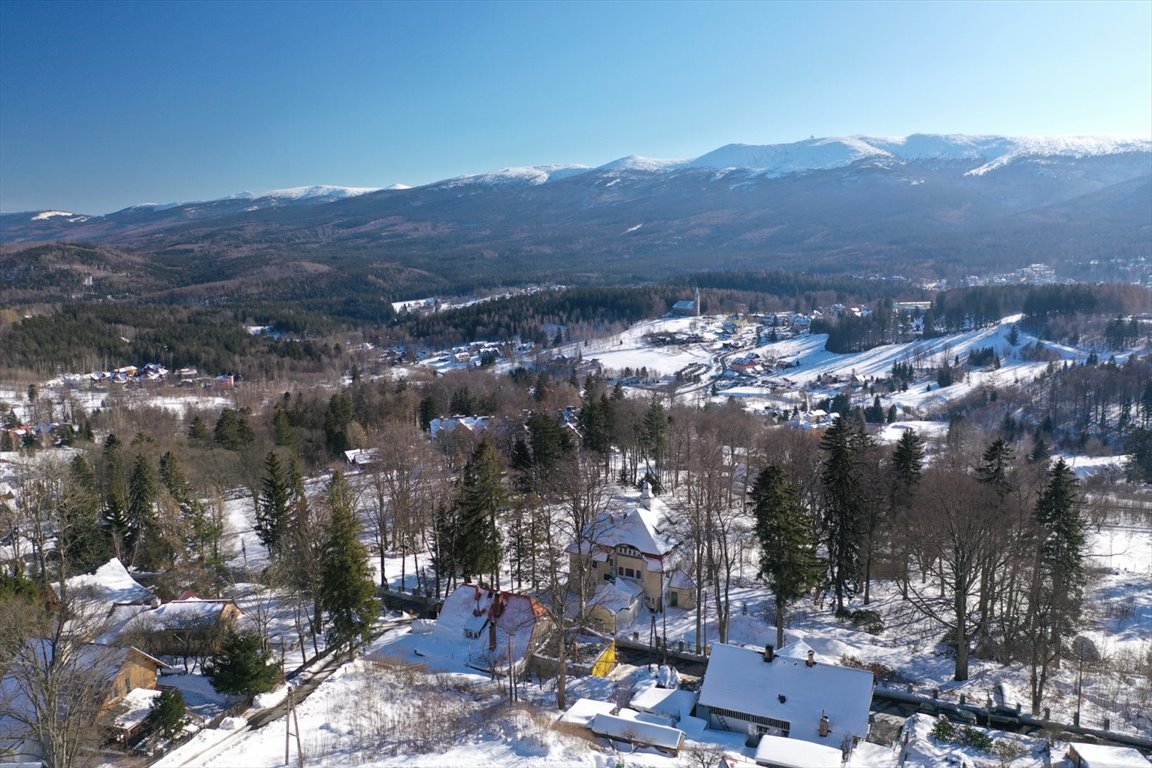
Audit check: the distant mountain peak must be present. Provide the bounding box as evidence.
[439,164,592,188]
[248,185,381,201]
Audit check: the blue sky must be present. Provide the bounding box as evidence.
[1,0,1149,213]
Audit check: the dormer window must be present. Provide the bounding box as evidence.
[617,545,641,559]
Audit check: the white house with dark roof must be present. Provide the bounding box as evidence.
[697,642,874,754]
[567,484,695,617]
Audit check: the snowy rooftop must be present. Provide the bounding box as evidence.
[571,492,679,558]
[64,557,155,605]
[629,684,698,721]
[558,698,617,727]
[378,584,547,671]
[753,733,844,768]
[589,712,685,751]
[125,598,240,632]
[698,642,874,744]
[589,577,644,613]
[1068,742,1152,767]
[111,687,162,730]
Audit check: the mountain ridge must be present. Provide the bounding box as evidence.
[5,134,1149,219]
[1,134,1148,302]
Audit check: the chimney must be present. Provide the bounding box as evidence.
[640,480,652,509]
[763,644,775,663]
[806,650,815,667]
[818,713,830,738]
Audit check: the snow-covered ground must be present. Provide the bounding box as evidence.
[187,478,1151,768]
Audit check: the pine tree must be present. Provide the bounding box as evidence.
[187,414,210,443]
[319,471,378,660]
[889,428,924,598]
[146,688,187,739]
[453,441,504,585]
[1027,458,1087,713]
[203,631,281,696]
[272,409,294,447]
[819,417,868,616]
[128,453,164,568]
[256,451,291,556]
[976,438,1014,496]
[639,398,668,476]
[891,429,924,487]
[59,455,111,575]
[751,466,822,647]
[101,434,134,560]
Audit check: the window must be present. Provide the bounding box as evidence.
[617,545,641,558]
[708,705,790,737]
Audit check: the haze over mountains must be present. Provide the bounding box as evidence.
[3,134,1150,301]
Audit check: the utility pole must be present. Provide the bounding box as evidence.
[285,685,303,767]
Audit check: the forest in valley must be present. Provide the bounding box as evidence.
[2,358,1133,717]
[3,274,1152,767]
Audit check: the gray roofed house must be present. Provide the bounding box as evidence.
[697,641,874,754]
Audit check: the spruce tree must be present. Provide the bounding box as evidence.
[976,438,1014,496]
[891,429,924,488]
[187,414,210,443]
[319,471,378,660]
[819,417,868,616]
[203,631,280,696]
[453,441,504,584]
[751,466,822,646]
[59,455,111,575]
[1027,458,1087,712]
[256,451,291,556]
[146,688,187,739]
[127,453,163,568]
[888,428,924,598]
[272,409,294,447]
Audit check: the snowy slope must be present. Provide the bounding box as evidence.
[591,134,1150,179]
[225,185,381,201]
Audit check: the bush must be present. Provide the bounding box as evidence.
[202,631,281,697]
[930,717,956,742]
[931,716,996,753]
[847,609,885,635]
[839,655,913,686]
[957,725,995,751]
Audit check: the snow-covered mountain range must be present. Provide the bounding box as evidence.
[430,133,1151,188]
[2,133,1148,297]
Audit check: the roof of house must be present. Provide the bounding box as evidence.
[1,641,166,725]
[569,492,679,559]
[558,698,617,727]
[124,598,241,632]
[753,733,844,768]
[429,416,492,438]
[589,712,685,751]
[110,688,162,731]
[589,578,644,614]
[698,642,874,744]
[64,558,155,605]
[668,569,696,590]
[1068,743,1152,767]
[435,584,546,668]
[343,448,377,464]
[629,684,698,721]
